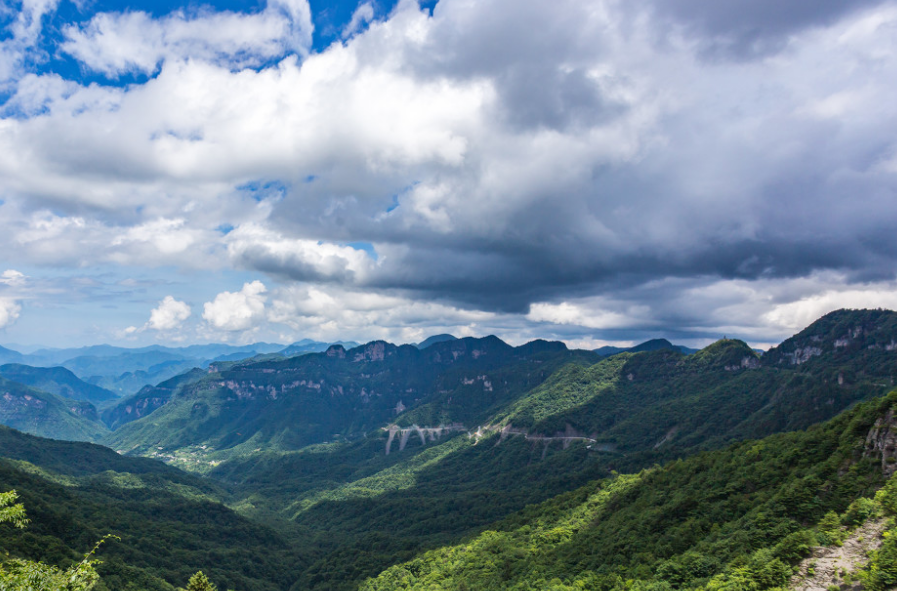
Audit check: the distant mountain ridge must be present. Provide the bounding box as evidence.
[594,338,698,356]
[0,340,351,396]
[415,334,458,349]
[0,364,118,407]
[103,335,591,457]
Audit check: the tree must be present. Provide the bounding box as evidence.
[0,490,103,591]
[0,491,27,529]
[186,571,218,591]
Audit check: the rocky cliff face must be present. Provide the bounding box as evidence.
[763,309,897,370]
[863,408,897,478]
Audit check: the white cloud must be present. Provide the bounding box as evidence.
[267,283,495,343]
[59,0,314,77]
[0,298,21,329]
[147,295,192,331]
[203,280,268,331]
[0,0,59,84]
[0,0,896,347]
[342,2,374,39]
[226,224,376,283]
[764,288,897,333]
[111,218,199,256]
[527,302,636,330]
[0,270,26,287]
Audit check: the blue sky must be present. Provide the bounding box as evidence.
[1,0,896,349]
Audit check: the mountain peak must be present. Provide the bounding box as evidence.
[687,338,759,371]
[763,308,897,367]
[415,334,458,349]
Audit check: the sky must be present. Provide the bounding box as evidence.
[0,0,896,350]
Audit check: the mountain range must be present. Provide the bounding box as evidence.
[0,340,352,397]
[2,309,897,590]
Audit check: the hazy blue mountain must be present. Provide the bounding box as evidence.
[415,334,458,349]
[0,342,293,396]
[0,344,25,364]
[594,337,697,356]
[0,364,118,407]
[277,339,332,357]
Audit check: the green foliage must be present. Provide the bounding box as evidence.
[0,435,307,591]
[816,511,846,546]
[0,494,107,591]
[8,311,897,591]
[185,571,217,591]
[0,378,108,443]
[842,496,880,526]
[0,490,27,529]
[862,530,897,591]
[362,392,893,590]
[875,472,897,515]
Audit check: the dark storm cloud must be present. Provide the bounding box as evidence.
[647,0,888,60]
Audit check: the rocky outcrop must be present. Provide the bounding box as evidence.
[354,341,392,362]
[791,519,886,591]
[725,356,761,371]
[786,346,823,365]
[863,409,897,478]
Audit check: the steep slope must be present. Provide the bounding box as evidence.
[101,368,207,430]
[0,377,108,442]
[0,426,308,591]
[763,308,897,378]
[363,390,897,591]
[0,364,118,407]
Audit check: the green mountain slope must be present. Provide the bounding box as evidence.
[0,377,108,442]
[763,308,897,378]
[0,364,118,408]
[0,426,308,591]
[101,368,207,431]
[104,337,596,460]
[363,390,897,591]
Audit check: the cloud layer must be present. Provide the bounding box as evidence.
[1,0,896,347]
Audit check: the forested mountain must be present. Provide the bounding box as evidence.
[5,309,897,591]
[0,426,308,591]
[0,377,108,442]
[103,337,597,460]
[0,364,118,408]
[363,390,897,591]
